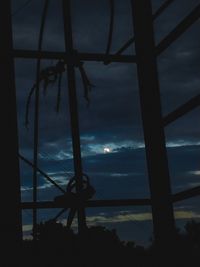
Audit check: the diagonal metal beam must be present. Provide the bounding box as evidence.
[105,0,175,60]
[156,4,200,55]
[163,94,200,126]
[19,153,65,193]
[53,208,68,221]
[108,2,200,60]
[173,186,200,202]
[153,0,175,18]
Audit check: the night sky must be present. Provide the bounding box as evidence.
[12,0,200,246]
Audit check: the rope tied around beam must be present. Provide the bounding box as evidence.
[54,174,96,229]
[25,54,94,128]
[70,50,95,106]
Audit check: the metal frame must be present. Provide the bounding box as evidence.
[6,0,200,248]
[62,0,86,232]
[1,1,22,263]
[21,185,200,210]
[131,0,175,247]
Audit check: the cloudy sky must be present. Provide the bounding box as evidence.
[12,0,200,246]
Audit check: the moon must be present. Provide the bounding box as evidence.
[103,147,111,153]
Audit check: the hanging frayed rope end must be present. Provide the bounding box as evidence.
[24,84,36,129]
[55,60,65,113]
[78,61,94,107]
[24,61,66,128]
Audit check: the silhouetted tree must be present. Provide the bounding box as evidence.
[18,219,200,267]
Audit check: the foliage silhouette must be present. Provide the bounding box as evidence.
[17,219,200,267]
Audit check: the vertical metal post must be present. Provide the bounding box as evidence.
[62,0,86,232]
[0,0,22,262]
[131,0,175,248]
[32,1,49,242]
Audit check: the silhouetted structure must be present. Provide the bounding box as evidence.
[1,1,22,264]
[62,0,87,233]
[3,0,200,265]
[131,0,175,251]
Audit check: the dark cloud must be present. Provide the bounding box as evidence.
[20,145,200,199]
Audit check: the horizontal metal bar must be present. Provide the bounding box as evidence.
[172,186,200,202]
[156,4,200,55]
[12,5,200,64]
[21,186,200,210]
[21,198,152,209]
[163,94,200,126]
[13,49,136,63]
